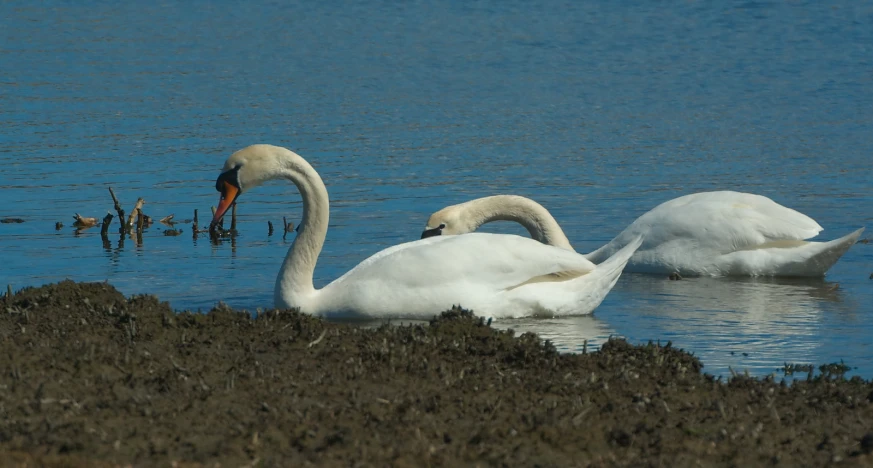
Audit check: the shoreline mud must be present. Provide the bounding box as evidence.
[1,280,872,466]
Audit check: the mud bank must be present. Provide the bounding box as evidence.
[1,281,872,466]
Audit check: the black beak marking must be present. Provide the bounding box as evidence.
[421,227,442,239]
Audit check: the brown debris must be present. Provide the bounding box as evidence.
[72,213,99,228]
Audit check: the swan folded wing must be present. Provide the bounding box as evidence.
[629,192,823,253]
[329,233,597,291]
[504,269,590,291]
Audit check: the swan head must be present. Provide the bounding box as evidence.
[421,204,473,239]
[211,144,285,226]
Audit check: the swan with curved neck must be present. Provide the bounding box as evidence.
[422,193,864,277]
[210,145,642,319]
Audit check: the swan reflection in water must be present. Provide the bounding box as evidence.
[602,274,850,377]
[355,274,848,377]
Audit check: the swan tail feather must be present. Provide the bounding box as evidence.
[588,234,643,283]
[725,227,864,277]
[787,227,864,276]
[569,235,642,313]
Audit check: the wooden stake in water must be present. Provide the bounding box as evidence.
[127,198,145,228]
[100,212,114,236]
[136,211,144,234]
[108,187,125,225]
[268,221,274,236]
[230,203,237,231]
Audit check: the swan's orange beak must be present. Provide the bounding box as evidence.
[211,181,239,226]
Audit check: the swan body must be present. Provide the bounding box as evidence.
[210,145,641,319]
[422,193,863,277]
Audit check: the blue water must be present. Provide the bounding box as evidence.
[1,1,871,379]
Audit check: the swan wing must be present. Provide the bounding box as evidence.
[306,232,615,318]
[330,232,598,290]
[612,191,823,253]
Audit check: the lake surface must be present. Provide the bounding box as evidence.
[2,0,871,379]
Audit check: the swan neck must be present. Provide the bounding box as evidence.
[471,196,574,251]
[274,152,329,306]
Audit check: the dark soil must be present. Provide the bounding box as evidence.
[2,281,872,467]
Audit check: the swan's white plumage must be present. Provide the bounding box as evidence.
[312,233,640,319]
[213,145,640,319]
[424,192,863,277]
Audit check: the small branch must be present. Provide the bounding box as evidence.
[100,212,114,236]
[108,187,125,221]
[230,203,237,231]
[127,198,145,228]
[267,221,274,236]
[170,356,188,374]
[282,217,295,239]
[307,329,327,348]
[159,214,175,225]
[136,211,144,234]
[192,209,199,238]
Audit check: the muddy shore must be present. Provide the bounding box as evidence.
[1,280,871,467]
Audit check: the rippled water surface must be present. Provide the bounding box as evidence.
[2,1,872,378]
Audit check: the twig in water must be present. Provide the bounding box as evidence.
[230,203,237,231]
[268,221,274,236]
[210,206,224,229]
[136,210,145,234]
[73,214,99,228]
[108,187,125,225]
[159,214,175,225]
[100,212,114,236]
[127,198,145,228]
[283,217,295,239]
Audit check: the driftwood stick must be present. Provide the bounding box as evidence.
[210,206,224,229]
[100,212,114,236]
[268,221,274,236]
[108,187,125,221]
[209,207,219,237]
[159,214,175,225]
[136,211,144,234]
[73,213,99,228]
[281,217,295,239]
[127,198,145,228]
[231,203,237,231]
[192,209,199,238]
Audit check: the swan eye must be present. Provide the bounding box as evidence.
[438,223,446,230]
[215,166,242,192]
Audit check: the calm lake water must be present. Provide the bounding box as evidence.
[2,1,871,379]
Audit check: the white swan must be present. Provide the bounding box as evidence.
[210,145,642,319]
[421,193,864,277]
